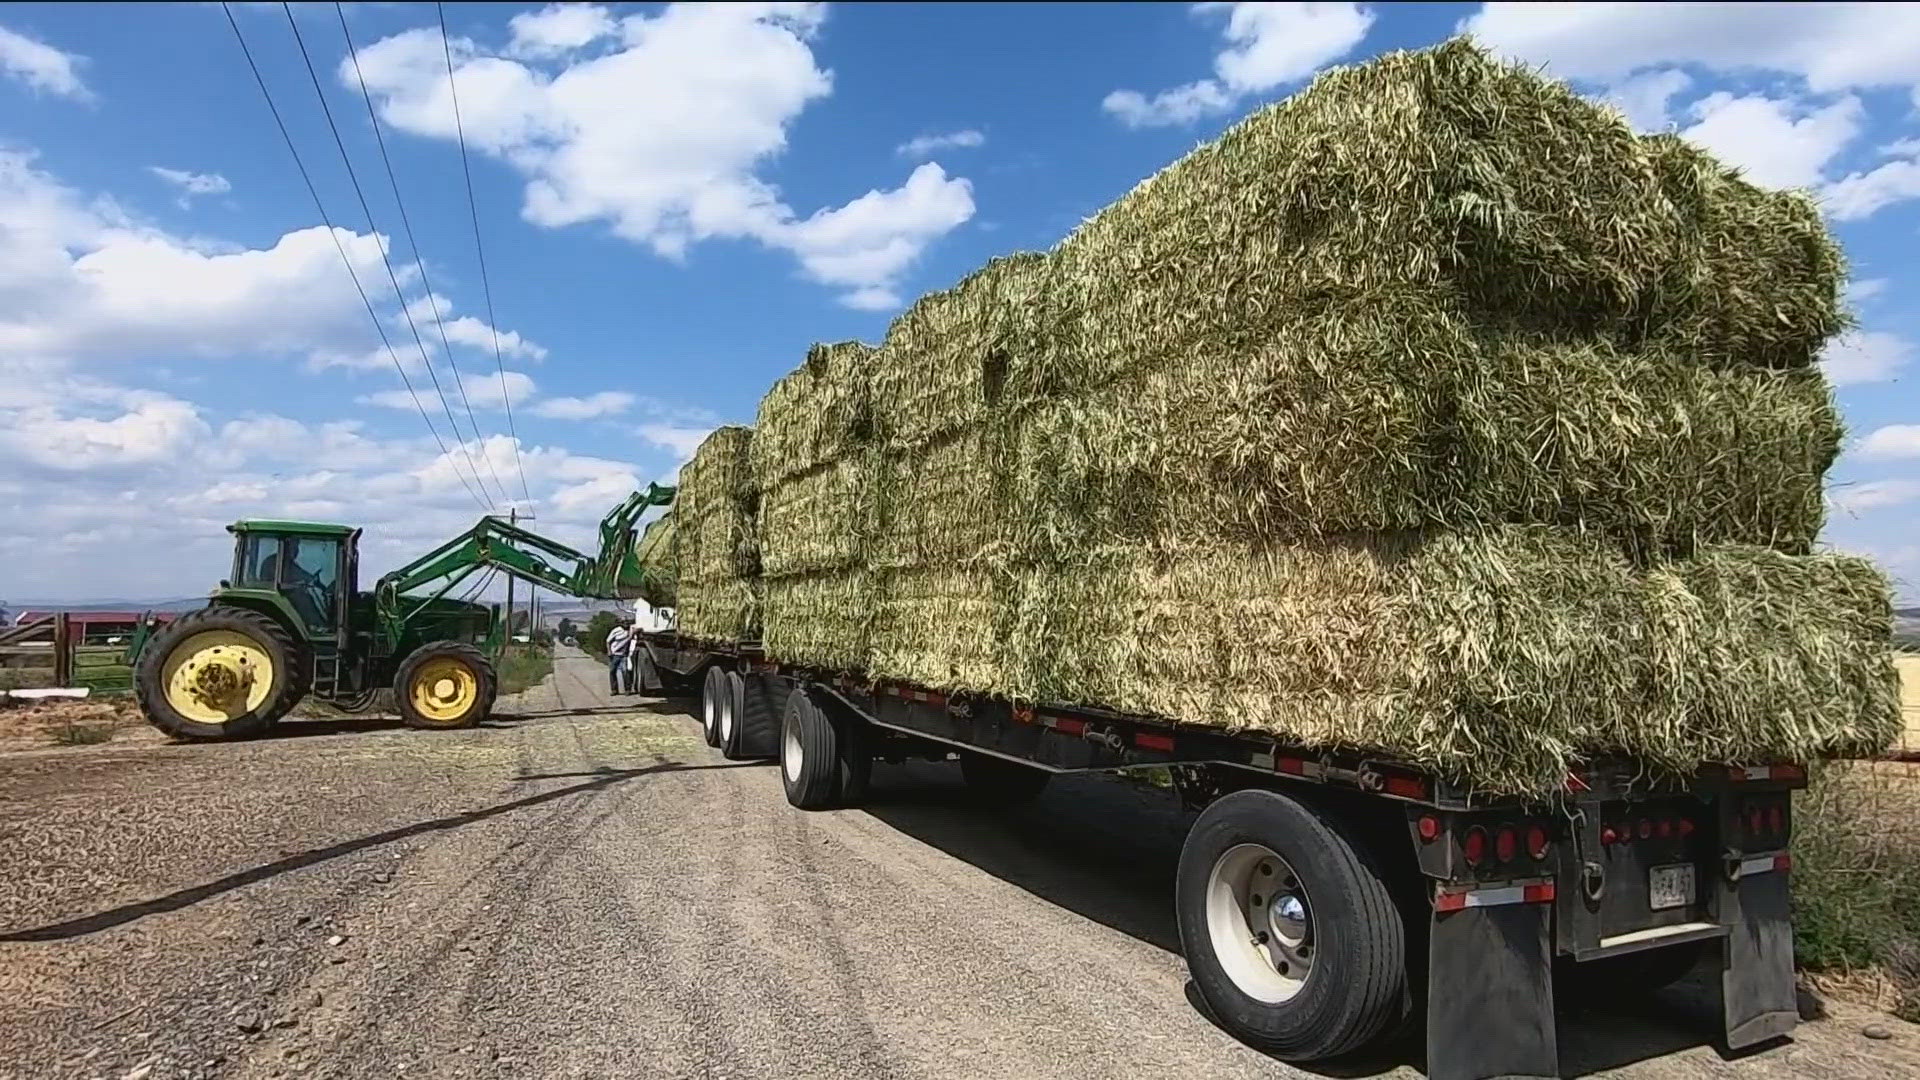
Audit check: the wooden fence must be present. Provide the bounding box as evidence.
[0,614,136,695]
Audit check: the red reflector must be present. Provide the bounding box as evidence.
[1748,807,1764,835]
[1418,815,1441,842]
[1434,890,1467,913]
[1527,825,1549,860]
[1600,825,1620,846]
[1384,774,1427,800]
[1657,819,1672,839]
[1523,881,1556,904]
[1637,818,1652,840]
[1134,732,1175,753]
[1050,717,1086,736]
[1495,827,1517,863]
[1678,818,1695,837]
[1275,757,1306,776]
[1774,853,1793,873]
[1769,806,1784,834]
[1462,827,1487,866]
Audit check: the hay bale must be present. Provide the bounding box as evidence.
[750,341,874,487]
[998,532,1899,795]
[761,571,870,669]
[870,253,1049,450]
[674,425,760,643]
[868,565,1006,692]
[758,459,870,577]
[631,511,677,607]
[1016,39,1840,406]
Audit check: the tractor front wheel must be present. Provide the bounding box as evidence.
[135,606,307,740]
[395,642,497,730]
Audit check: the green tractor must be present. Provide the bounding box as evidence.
[129,486,674,740]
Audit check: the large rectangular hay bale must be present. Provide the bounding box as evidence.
[758,458,869,577]
[750,341,873,487]
[999,531,1899,795]
[674,425,760,643]
[761,571,870,670]
[868,428,1010,571]
[867,565,1005,693]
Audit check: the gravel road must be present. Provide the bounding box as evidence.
[3,648,1916,1080]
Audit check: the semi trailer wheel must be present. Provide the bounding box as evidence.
[395,642,496,730]
[959,751,1050,806]
[135,606,308,740]
[700,667,723,747]
[1176,789,1409,1063]
[781,689,840,810]
[718,670,749,760]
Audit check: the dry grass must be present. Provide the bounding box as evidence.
[0,697,150,751]
[1794,761,1920,1021]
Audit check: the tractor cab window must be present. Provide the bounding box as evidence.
[236,535,279,588]
[284,537,341,632]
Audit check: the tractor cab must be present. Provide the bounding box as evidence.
[225,520,361,640]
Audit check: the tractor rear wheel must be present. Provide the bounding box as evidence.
[395,642,497,730]
[135,606,307,740]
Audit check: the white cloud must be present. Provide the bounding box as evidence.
[0,392,206,473]
[1857,425,1920,461]
[1821,330,1913,386]
[532,391,635,420]
[1680,92,1863,189]
[362,370,536,412]
[896,129,985,160]
[1104,2,1376,128]
[1461,3,1920,94]
[346,3,972,308]
[638,423,714,461]
[1823,141,1920,221]
[1845,278,1889,305]
[0,23,91,101]
[1830,479,1920,515]
[148,166,231,201]
[1604,68,1692,130]
[508,3,616,58]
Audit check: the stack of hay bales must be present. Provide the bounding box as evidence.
[671,425,759,643]
[752,342,875,668]
[630,511,677,608]
[748,38,1899,793]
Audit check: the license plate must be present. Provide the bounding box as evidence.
[1649,863,1695,910]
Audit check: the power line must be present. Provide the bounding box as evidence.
[220,1,491,513]
[279,2,503,509]
[334,2,511,506]
[439,1,532,508]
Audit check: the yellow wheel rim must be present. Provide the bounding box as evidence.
[409,657,479,723]
[161,630,276,724]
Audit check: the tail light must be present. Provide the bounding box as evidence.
[1677,817,1695,837]
[1462,826,1487,866]
[1600,824,1620,846]
[1526,825,1550,860]
[1748,806,1765,835]
[1770,806,1784,835]
[1418,814,1441,842]
[1657,818,1673,838]
[1495,826,1518,863]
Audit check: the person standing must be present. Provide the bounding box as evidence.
[623,618,644,694]
[605,621,631,695]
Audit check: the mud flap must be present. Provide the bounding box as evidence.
[1719,868,1797,1050]
[738,674,788,758]
[1428,902,1558,1080]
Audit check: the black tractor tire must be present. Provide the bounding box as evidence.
[718,670,751,760]
[393,642,497,730]
[135,605,307,741]
[959,750,1050,806]
[1176,788,1409,1063]
[701,667,724,747]
[780,689,840,810]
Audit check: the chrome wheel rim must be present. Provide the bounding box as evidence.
[1205,843,1314,1003]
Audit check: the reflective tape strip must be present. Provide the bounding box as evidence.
[1738,854,1792,878]
[1434,881,1556,913]
[1044,715,1086,736]
[1135,732,1175,753]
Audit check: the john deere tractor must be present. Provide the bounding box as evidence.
[130,486,674,740]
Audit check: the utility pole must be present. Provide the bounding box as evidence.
[503,506,515,658]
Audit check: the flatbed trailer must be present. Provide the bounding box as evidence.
[637,631,1805,1080]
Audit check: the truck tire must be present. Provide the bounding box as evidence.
[1177,788,1408,1062]
[718,670,750,760]
[135,606,307,740]
[394,642,497,730]
[701,667,723,747]
[781,689,840,810]
[959,751,1050,806]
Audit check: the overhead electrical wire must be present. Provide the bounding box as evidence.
[438,1,533,509]
[279,2,504,509]
[220,1,491,513]
[334,1,512,507]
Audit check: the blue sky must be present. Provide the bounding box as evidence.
[0,2,1916,602]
